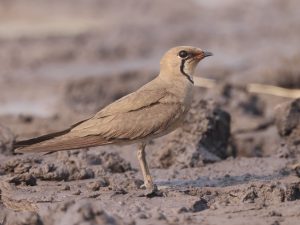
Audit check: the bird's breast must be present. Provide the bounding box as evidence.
[182,82,194,109]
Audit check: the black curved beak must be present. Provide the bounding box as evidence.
[194,50,213,60]
[203,51,213,57]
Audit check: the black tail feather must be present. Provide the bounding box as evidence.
[14,129,70,148]
[14,117,90,148]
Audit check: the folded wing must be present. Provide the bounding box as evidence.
[15,86,182,153]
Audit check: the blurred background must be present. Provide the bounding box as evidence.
[0,0,300,140]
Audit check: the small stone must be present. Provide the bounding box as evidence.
[177,207,189,214]
[73,190,81,195]
[62,184,71,191]
[18,114,34,123]
[138,213,148,219]
[272,221,280,225]
[155,212,166,220]
[87,178,109,191]
[269,211,282,217]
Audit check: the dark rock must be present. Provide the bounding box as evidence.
[275,99,300,146]
[285,184,300,201]
[191,198,209,212]
[9,173,37,186]
[192,100,231,160]
[152,100,231,168]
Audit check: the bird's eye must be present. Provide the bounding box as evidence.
[178,50,188,58]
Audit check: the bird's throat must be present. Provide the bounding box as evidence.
[180,59,194,84]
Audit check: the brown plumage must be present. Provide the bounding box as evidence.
[14,46,212,191]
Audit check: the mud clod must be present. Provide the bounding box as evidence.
[61,184,71,191]
[87,178,109,191]
[5,212,43,225]
[275,99,300,146]
[153,100,231,168]
[48,200,132,225]
[178,207,189,214]
[101,152,132,173]
[269,211,282,217]
[0,125,15,155]
[2,158,38,174]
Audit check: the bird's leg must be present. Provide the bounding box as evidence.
[137,143,157,192]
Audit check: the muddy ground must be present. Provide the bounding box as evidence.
[1,0,300,224]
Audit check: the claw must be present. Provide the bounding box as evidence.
[139,183,146,190]
[139,183,157,191]
[137,184,163,198]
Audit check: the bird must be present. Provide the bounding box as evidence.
[15,46,212,192]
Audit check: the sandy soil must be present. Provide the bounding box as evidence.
[1,0,300,224]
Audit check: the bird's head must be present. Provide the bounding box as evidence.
[159,46,212,84]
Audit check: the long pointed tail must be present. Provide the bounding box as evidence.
[15,131,109,153]
[15,120,110,153]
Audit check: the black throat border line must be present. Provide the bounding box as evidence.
[180,58,194,84]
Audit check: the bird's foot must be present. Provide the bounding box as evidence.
[139,183,157,191]
[138,183,162,198]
